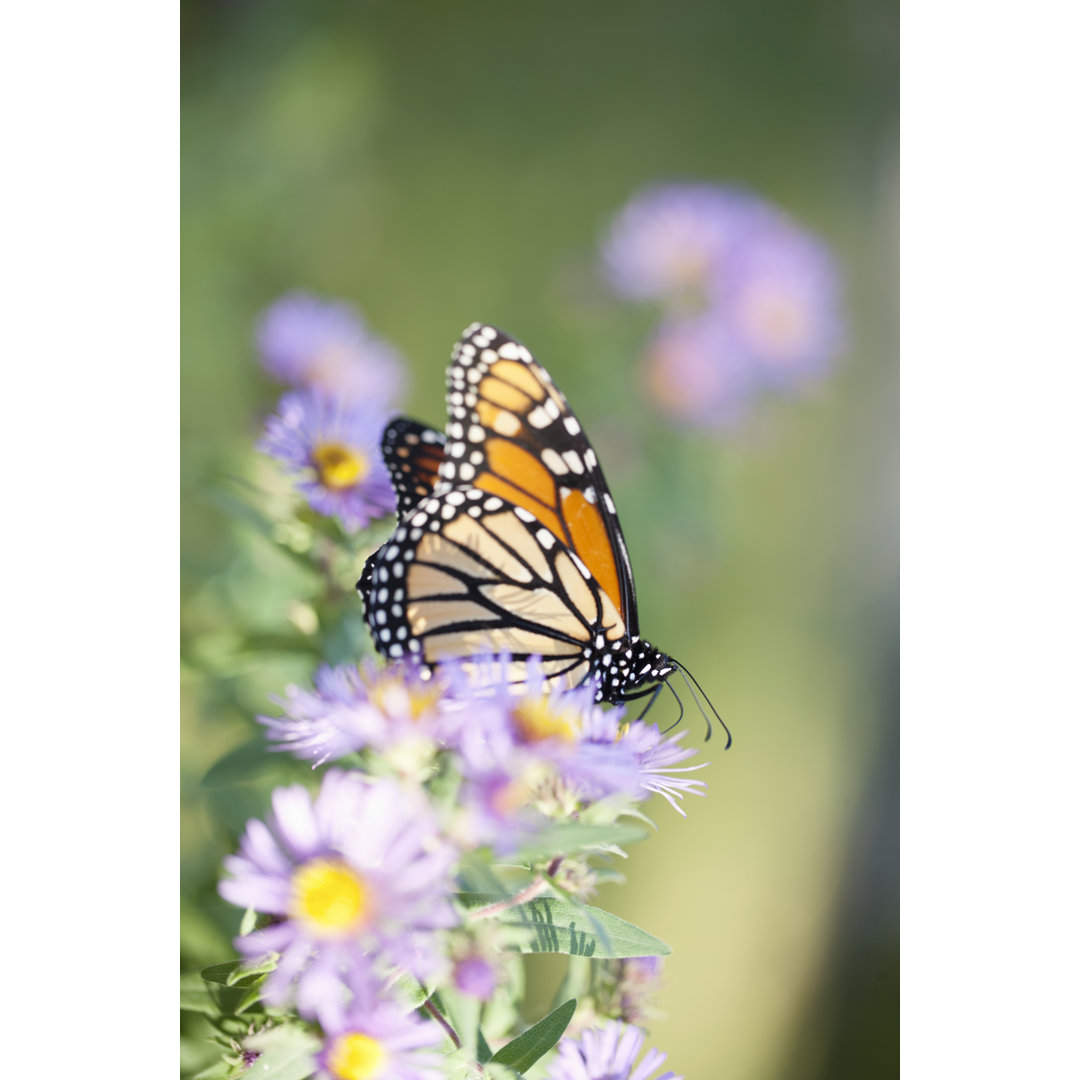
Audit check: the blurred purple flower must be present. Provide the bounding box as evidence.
[724,221,845,388]
[313,987,446,1080]
[218,771,458,1027]
[640,314,760,430]
[581,712,708,816]
[549,1021,683,1080]
[452,954,498,1001]
[605,182,846,429]
[260,659,451,772]
[602,183,764,307]
[613,957,665,1026]
[256,292,406,407]
[259,389,396,531]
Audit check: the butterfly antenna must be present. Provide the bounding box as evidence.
[673,661,732,748]
[659,677,685,734]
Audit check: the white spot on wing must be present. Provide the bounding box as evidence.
[541,448,569,475]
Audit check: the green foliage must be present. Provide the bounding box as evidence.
[460,894,671,959]
[489,998,577,1073]
[180,960,274,1018]
[241,1026,321,1080]
[515,820,649,861]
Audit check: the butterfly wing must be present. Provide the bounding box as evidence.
[439,322,640,637]
[360,485,627,689]
[381,416,446,518]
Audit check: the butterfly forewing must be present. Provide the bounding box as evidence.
[439,322,640,636]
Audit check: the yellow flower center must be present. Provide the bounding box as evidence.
[368,674,442,723]
[326,1033,387,1080]
[512,699,578,743]
[289,858,370,936]
[313,442,369,490]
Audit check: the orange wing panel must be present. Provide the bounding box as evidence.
[475,474,568,544]
[561,487,624,623]
[486,438,558,511]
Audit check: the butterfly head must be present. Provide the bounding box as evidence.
[592,634,675,704]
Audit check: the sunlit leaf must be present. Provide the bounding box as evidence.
[515,822,648,861]
[458,894,671,958]
[243,1025,320,1080]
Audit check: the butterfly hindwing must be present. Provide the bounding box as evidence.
[360,485,626,690]
[380,416,446,518]
[440,322,640,636]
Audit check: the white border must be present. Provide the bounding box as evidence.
[2,2,177,1070]
[904,3,1080,1073]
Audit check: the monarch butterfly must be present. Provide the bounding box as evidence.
[358,323,725,738]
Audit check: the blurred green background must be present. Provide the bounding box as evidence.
[181,2,898,1077]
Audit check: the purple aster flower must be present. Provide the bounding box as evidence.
[639,314,760,430]
[612,721,708,816]
[219,771,458,1027]
[724,220,846,388]
[314,992,446,1080]
[260,659,451,772]
[259,389,397,531]
[256,292,406,407]
[447,657,641,829]
[548,1021,683,1080]
[602,183,767,308]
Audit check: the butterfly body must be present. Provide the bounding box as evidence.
[359,323,674,703]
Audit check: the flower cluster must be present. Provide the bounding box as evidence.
[603,183,845,430]
[217,653,704,1077]
[255,293,405,531]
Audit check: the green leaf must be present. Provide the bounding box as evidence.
[515,822,648,861]
[180,970,264,1017]
[239,907,259,937]
[201,958,275,986]
[243,1025,320,1080]
[490,999,577,1073]
[385,969,429,1009]
[459,894,671,959]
